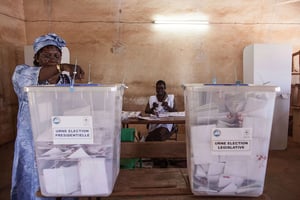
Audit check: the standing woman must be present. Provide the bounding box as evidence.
[11,33,84,200]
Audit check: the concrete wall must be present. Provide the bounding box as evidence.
[1,0,300,144]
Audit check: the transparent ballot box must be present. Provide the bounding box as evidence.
[183,84,278,197]
[25,84,124,197]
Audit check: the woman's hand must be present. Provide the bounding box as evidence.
[61,63,85,80]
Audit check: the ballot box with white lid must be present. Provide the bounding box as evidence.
[183,84,278,197]
[25,84,124,197]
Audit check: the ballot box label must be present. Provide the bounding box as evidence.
[52,116,93,144]
[211,128,252,155]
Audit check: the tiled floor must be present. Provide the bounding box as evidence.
[1,138,300,200]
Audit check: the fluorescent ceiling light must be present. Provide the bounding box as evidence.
[153,20,209,25]
[276,0,300,5]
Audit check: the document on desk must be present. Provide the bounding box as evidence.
[137,112,185,120]
[137,116,159,120]
[122,111,141,118]
[167,111,185,117]
[158,112,185,117]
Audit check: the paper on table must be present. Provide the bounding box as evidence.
[167,111,185,117]
[137,116,159,120]
[136,111,185,120]
[157,112,185,117]
[122,111,141,118]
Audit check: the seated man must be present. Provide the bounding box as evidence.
[145,80,177,141]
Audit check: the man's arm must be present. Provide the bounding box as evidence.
[145,102,152,114]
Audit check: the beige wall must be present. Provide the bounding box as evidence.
[1,0,300,143]
[0,0,25,144]
[23,0,300,111]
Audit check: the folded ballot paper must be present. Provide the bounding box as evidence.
[43,165,80,194]
[79,158,110,195]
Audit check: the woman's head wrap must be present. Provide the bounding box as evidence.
[33,33,66,54]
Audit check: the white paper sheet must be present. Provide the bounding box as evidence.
[78,158,110,195]
[43,165,80,194]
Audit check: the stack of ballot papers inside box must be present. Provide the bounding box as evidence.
[35,109,118,196]
[38,144,114,196]
[25,85,124,197]
[187,90,275,197]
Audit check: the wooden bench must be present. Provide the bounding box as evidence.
[120,141,186,159]
[110,141,190,197]
[108,124,189,197]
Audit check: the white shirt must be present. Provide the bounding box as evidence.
[148,94,174,132]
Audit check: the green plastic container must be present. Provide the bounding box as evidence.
[120,128,139,169]
[121,128,136,142]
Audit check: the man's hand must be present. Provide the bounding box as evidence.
[162,102,169,110]
[152,102,159,109]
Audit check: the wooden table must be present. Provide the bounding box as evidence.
[122,116,185,128]
[122,116,185,141]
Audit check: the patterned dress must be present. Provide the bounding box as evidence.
[11,64,76,200]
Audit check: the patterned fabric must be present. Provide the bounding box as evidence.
[148,94,174,132]
[11,64,76,200]
[33,33,66,54]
